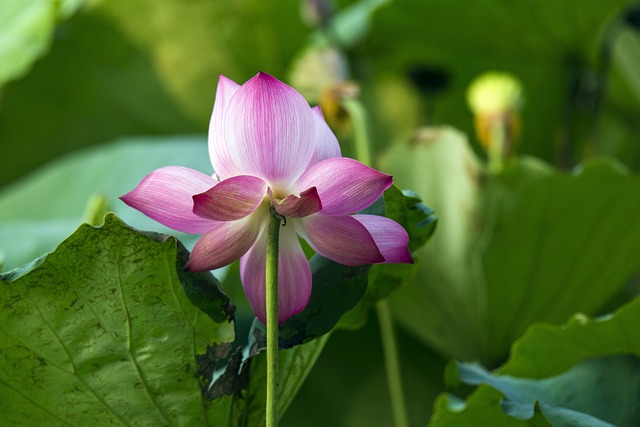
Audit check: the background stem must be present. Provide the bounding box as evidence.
[488,119,506,173]
[377,302,409,427]
[341,98,372,166]
[343,96,409,427]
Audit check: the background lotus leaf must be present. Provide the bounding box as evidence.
[429,295,640,426]
[381,127,640,364]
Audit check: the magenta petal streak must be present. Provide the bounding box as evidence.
[193,175,267,221]
[221,72,316,186]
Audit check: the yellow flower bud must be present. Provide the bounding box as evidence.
[467,72,523,115]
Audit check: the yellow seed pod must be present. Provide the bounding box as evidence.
[473,111,522,151]
[319,81,360,133]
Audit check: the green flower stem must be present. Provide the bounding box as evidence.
[342,96,408,427]
[377,302,409,427]
[266,209,282,427]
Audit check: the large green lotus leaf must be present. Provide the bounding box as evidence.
[0,136,211,271]
[0,213,237,424]
[380,127,640,364]
[0,0,309,187]
[429,295,640,426]
[362,0,631,165]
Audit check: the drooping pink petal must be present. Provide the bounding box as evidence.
[221,72,316,186]
[193,175,267,221]
[295,157,392,216]
[308,106,341,166]
[275,226,313,324]
[120,166,217,234]
[185,216,263,271]
[208,75,242,180]
[239,231,268,324]
[268,187,322,218]
[352,215,413,263]
[240,225,312,325]
[299,214,384,266]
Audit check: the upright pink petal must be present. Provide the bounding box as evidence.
[299,214,384,266]
[268,187,322,218]
[186,216,263,271]
[208,75,242,180]
[221,72,316,186]
[295,157,392,216]
[120,166,217,234]
[352,215,413,263]
[240,225,312,325]
[308,106,341,166]
[193,175,267,221]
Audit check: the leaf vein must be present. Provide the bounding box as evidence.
[164,250,209,425]
[0,376,78,427]
[115,247,176,427]
[24,292,131,425]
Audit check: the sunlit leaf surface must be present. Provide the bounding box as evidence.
[0,214,235,425]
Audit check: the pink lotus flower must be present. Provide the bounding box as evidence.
[122,72,412,324]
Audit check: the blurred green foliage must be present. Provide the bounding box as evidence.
[2,0,640,426]
[363,0,640,169]
[0,137,211,271]
[0,0,308,187]
[381,127,640,365]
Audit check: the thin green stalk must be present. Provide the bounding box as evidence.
[377,302,409,427]
[488,119,507,173]
[341,98,372,166]
[266,209,281,427]
[342,96,408,427]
